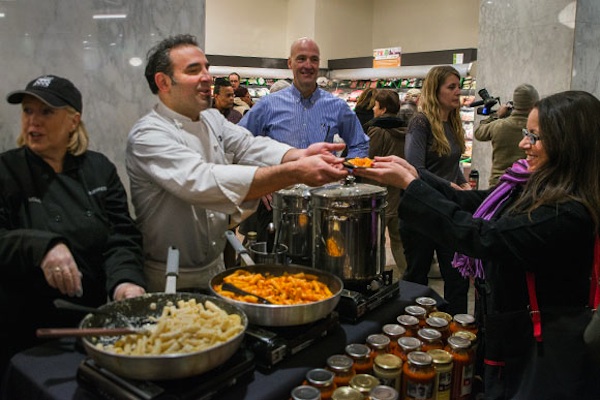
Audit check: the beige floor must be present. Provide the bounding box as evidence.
[384,232,476,315]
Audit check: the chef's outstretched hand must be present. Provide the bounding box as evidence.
[295,153,348,186]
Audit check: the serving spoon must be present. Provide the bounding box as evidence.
[36,327,148,338]
[221,282,273,305]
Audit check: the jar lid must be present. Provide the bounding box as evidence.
[345,343,370,358]
[416,296,437,308]
[369,385,400,400]
[374,353,402,370]
[417,328,442,341]
[405,305,427,318]
[366,333,391,349]
[397,336,422,351]
[331,386,364,400]
[326,354,354,372]
[291,385,321,400]
[407,351,433,366]
[397,314,419,327]
[306,368,335,386]
[427,349,453,365]
[452,330,477,343]
[447,335,471,350]
[429,311,453,322]
[426,316,449,329]
[382,323,406,337]
[349,374,380,393]
[453,313,476,326]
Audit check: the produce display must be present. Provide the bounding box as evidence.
[213,269,333,305]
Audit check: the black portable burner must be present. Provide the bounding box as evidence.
[336,270,400,323]
[76,349,255,400]
[244,311,341,371]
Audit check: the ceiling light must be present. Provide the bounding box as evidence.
[93,14,127,20]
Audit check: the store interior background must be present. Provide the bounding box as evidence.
[0,0,598,195]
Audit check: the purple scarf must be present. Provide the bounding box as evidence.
[452,159,531,279]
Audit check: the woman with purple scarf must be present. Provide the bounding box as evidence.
[354,91,600,399]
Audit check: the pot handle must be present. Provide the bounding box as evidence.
[225,230,254,266]
[165,246,179,294]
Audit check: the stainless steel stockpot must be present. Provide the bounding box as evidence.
[272,184,313,263]
[310,176,387,282]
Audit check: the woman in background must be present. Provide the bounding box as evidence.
[353,87,378,130]
[402,65,470,315]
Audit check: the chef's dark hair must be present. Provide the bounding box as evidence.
[145,34,199,94]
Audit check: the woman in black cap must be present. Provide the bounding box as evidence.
[0,75,147,376]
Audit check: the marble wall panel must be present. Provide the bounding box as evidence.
[0,0,206,205]
[473,0,585,188]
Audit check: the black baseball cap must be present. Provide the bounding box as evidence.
[6,75,82,113]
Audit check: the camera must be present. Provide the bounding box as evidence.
[471,88,500,115]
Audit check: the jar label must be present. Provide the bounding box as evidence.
[460,364,474,396]
[405,379,434,400]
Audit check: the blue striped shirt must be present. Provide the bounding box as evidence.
[239,85,369,157]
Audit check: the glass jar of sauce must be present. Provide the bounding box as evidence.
[417,328,444,352]
[345,343,373,375]
[349,374,380,397]
[425,316,450,344]
[331,386,363,400]
[304,368,337,400]
[370,384,400,400]
[428,311,453,324]
[415,296,438,316]
[366,333,391,361]
[382,323,406,355]
[405,305,428,327]
[291,385,322,400]
[394,336,422,363]
[445,336,474,400]
[326,354,355,388]
[397,315,420,337]
[427,349,453,400]
[373,353,403,393]
[402,351,435,400]
[449,314,478,336]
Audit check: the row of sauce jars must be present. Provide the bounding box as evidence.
[291,297,477,400]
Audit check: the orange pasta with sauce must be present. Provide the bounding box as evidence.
[213,269,333,305]
[347,157,373,168]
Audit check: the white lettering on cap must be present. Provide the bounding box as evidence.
[33,76,54,88]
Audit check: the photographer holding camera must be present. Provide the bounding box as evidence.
[474,83,539,186]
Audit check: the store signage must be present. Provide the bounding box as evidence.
[373,47,401,68]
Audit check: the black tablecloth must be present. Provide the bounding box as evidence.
[1,280,446,400]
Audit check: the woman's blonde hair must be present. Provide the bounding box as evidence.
[17,106,89,155]
[419,66,465,156]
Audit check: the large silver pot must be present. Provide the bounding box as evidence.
[272,184,313,264]
[310,176,387,282]
[79,292,248,380]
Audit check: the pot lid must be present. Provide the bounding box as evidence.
[310,176,386,198]
[275,183,313,198]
